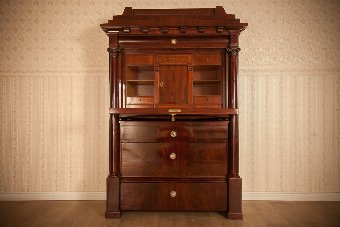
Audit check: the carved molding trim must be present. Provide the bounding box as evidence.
[179,27,187,33]
[197,27,205,33]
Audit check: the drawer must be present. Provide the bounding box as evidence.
[156,54,193,65]
[194,95,222,108]
[121,182,227,211]
[126,96,154,105]
[126,104,154,108]
[194,53,221,65]
[120,121,228,142]
[126,53,154,65]
[121,143,227,177]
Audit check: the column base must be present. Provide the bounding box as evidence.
[106,175,120,218]
[227,212,243,219]
[105,211,121,218]
[227,177,243,219]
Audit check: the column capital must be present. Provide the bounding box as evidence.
[107,47,121,56]
[227,47,241,56]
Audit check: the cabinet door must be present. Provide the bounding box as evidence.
[155,54,193,107]
[156,65,194,107]
[158,65,189,105]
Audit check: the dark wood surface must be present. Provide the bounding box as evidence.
[120,121,228,143]
[1,201,339,227]
[118,38,230,49]
[100,6,247,35]
[121,143,227,177]
[101,6,247,219]
[158,65,190,105]
[194,53,221,65]
[121,183,227,211]
[105,115,121,218]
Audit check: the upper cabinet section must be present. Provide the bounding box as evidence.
[102,7,247,111]
[100,6,247,36]
[125,52,223,109]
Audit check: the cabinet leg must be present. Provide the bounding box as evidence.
[105,176,121,218]
[227,177,243,219]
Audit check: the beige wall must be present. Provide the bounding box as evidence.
[0,0,339,193]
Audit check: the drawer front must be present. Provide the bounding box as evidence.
[194,95,222,108]
[126,96,154,105]
[156,54,193,65]
[121,182,227,211]
[121,143,227,177]
[120,121,228,142]
[194,53,221,65]
[126,53,154,65]
[126,104,154,108]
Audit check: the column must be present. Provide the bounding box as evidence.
[106,42,121,217]
[226,31,243,219]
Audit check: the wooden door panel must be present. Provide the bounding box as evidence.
[159,65,189,105]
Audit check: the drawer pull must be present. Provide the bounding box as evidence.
[170,130,177,137]
[170,191,177,198]
[169,152,176,160]
[171,39,177,44]
[160,82,164,87]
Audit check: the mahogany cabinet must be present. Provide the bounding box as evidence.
[100,6,247,219]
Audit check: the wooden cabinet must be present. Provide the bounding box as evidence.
[101,6,247,219]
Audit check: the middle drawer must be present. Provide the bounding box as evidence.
[120,121,228,142]
[121,142,227,177]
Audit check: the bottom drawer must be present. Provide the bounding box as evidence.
[121,182,227,211]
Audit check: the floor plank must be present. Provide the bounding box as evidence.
[0,201,339,227]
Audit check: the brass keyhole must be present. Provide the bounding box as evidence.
[171,114,175,122]
[160,82,164,87]
[171,39,177,44]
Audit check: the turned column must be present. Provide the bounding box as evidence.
[106,35,121,218]
[107,45,121,176]
[226,30,243,219]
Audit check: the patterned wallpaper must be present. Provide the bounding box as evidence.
[0,0,339,193]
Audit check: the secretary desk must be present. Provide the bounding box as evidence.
[100,6,247,219]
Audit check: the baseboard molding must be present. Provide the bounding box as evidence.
[0,192,106,201]
[242,192,340,201]
[0,192,339,201]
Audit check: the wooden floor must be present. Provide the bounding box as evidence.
[0,201,339,227]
